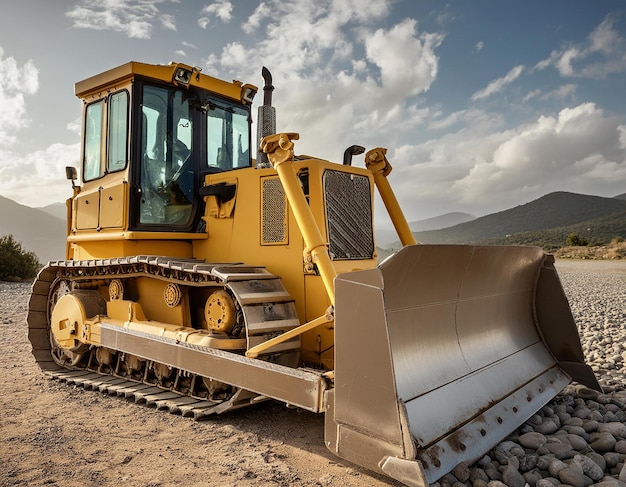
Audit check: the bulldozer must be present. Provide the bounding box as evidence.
[27,61,600,486]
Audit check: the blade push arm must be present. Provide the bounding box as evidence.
[365,148,417,247]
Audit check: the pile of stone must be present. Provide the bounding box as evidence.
[432,267,626,487]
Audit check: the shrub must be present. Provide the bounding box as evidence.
[566,233,589,246]
[0,235,41,280]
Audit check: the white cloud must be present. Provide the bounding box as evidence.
[204,0,442,158]
[242,2,271,34]
[522,89,541,103]
[541,84,577,101]
[66,0,177,39]
[474,41,484,53]
[451,103,625,208]
[0,48,39,146]
[0,143,80,207]
[380,103,626,220]
[534,14,626,79]
[198,0,233,28]
[366,19,444,97]
[471,65,524,101]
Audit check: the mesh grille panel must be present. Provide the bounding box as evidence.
[262,177,287,244]
[324,170,374,260]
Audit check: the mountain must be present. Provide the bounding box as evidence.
[409,212,475,232]
[0,195,66,264]
[410,192,626,245]
[38,202,67,221]
[615,192,626,201]
[376,212,475,246]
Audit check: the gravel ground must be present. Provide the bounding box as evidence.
[1,259,625,487]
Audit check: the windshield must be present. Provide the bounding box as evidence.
[137,83,251,228]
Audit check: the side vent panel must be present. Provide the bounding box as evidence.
[324,170,374,260]
[261,177,288,245]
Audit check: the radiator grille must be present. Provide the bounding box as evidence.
[323,170,374,260]
[261,177,287,244]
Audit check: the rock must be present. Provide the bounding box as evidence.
[547,457,567,477]
[545,441,575,459]
[572,453,604,481]
[535,419,559,435]
[469,467,489,483]
[477,455,492,467]
[451,462,470,483]
[492,447,510,465]
[523,470,542,487]
[519,432,547,449]
[590,431,617,453]
[600,422,626,438]
[517,454,538,472]
[583,419,600,433]
[565,417,584,426]
[605,452,621,468]
[562,425,589,440]
[536,478,560,487]
[616,440,626,454]
[496,440,518,452]
[501,456,525,487]
[567,433,589,450]
[585,451,607,471]
[472,480,488,487]
[620,462,626,483]
[557,465,586,487]
[589,410,604,422]
[595,478,626,487]
[486,481,507,487]
[573,406,591,419]
[483,463,501,481]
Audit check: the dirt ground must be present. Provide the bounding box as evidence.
[2,260,624,487]
[0,281,399,487]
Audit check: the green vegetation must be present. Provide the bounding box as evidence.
[0,235,41,281]
[482,210,626,252]
[566,233,588,247]
[413,192,626,245]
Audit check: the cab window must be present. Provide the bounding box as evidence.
[83,100,103,181]
[107,91,128,172]
[139,85,194,226]
[206,102,250,170]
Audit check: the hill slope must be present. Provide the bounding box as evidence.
[376,212,475,246]
[0,195,66,263]
[412,192,626,245]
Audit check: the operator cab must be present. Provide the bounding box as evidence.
[70,62,256,235]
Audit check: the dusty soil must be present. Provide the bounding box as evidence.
[0,281,398,487]
[2,259,624,487]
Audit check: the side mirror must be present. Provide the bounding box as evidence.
[65,166,78,181]
[66,166,78,189]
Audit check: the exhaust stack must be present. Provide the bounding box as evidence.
[256,67,276,168]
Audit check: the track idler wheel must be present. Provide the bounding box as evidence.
[50,290,106,366]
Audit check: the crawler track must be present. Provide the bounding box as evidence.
[27,255,303,417]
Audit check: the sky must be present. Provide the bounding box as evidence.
[0,0,625,224]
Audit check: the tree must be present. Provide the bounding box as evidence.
[0,235,41,280]
[566,232,588,247]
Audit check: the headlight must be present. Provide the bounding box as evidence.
[174,67,192,86]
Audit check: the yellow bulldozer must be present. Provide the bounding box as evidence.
[27,61,600,486]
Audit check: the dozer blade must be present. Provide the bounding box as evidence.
[326,244,599,487]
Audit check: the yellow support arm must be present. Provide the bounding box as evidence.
[260,132,337,305]
[365,148,417,247]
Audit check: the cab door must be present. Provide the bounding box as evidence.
[74,91,129,231]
